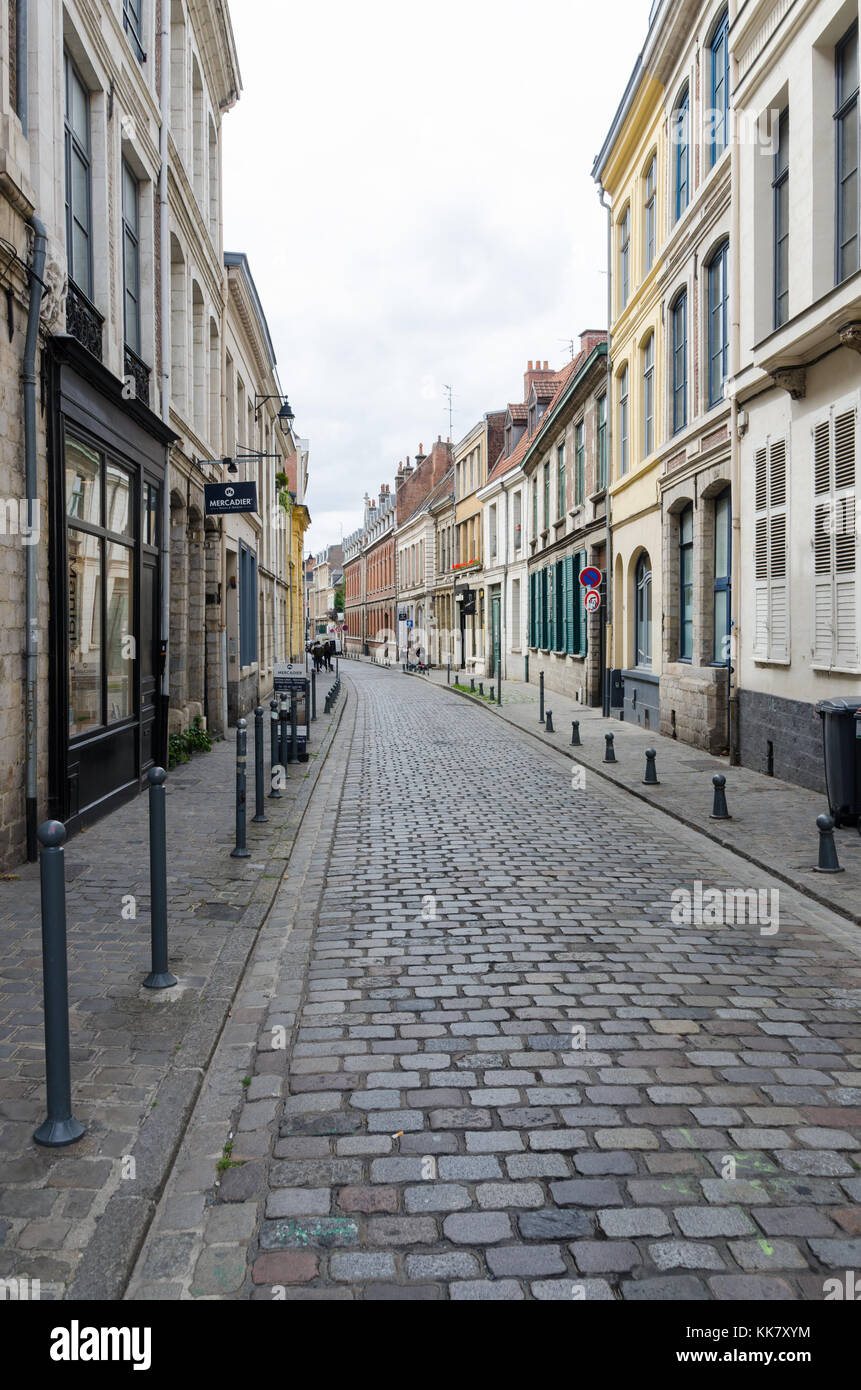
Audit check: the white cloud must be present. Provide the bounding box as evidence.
[223,0,649,553]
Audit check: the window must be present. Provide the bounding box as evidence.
[813,409,857,668]
[708,241,729,408]
[773,111,789,327]
[575,423,585,506]
[123,0,146,61]
[619,206,631,309]
[597,394,608,489]
[635,552,652,668]
[713,489,731,663]
[709,10,730,166]
[679,505,694,660]
[64,54,93,299]
[672,292,688,434]
[239,542,258,667]
[543,461,550,531]
[122,162,141,355]
[753,437,789,663]
[513,490,522,551]
[564,551,587,657]
[644,156,657,272]
[642,333,655,456]
[532,477,538,541]
[557,444,566,519]
[835,24,859,284]
[66,435,135,736]
[489,504,497,561]
[673,86,690,222]
[511,578,521,646]
[619,365,629,475]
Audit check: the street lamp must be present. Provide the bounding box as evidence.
[255,394,295,432]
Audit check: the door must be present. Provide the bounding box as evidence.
[141,551,159,773]
[490,593,501,678]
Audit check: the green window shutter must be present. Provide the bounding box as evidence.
[565,555,575,654]
[561,559,569,653]
[542,568,549,648]
[547,566,555,651]
[529,572,535,647]
[578,550,588,655]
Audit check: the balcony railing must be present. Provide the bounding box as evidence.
[66,281,104,362]
[124,344,151,408]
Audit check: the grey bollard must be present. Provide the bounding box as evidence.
[814,813,844,873]
[479,682,484,697]
[289,691,299,764]
[545,710,554,733]
[539,671,545,723]
[470,677,475,692]
[643,749,660,785]
[279,695,289,770]
[311,668,317,721]
[33,821,85,1147]
[269,701,283,799]
[144,768,178,989]
[710,773,731,820]
[253,706,268,823]
[231,719,251,858]
[571,720,581,747]
[603,731,616,763]
[525,655,529,684]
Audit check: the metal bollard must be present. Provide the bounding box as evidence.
[470,677,475,692]
[814,813,844,873]
[710,773,731,820]
[545,710,554,733]
[144,768,178,989]
[33,821,85,1147]
[311,668,317,721]
[643,749,660,785]
[525,655,529,685]
[253,706,268,823]
[479,682,484,697]
[539,670,545,723]
[289,690,299,764]
[447,660,451,685]
[231,719,251,858]
[279,695,289,770]
[497,667,501,706]
[603,731,616,763]
[571,720,581,747]
[269,701,282,799]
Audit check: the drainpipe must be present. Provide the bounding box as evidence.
[23,216,46,861]
[598,183,613,718]
[728,64,741,765]
[16,0,28,136]
[158,2,171,747]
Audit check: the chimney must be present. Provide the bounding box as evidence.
[580,328,607,357]
[415,442,427,467]
[395,461,405,492]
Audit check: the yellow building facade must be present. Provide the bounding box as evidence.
[594,62,666,731]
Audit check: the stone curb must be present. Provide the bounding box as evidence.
[417,671,861,929]
[66,688,350,1302]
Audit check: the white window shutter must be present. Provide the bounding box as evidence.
[812,420,835,667]
[833,407,857,668]
[768,439,789,661]
[752,448,769,657]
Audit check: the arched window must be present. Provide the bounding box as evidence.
[635,552,652,668]
[673,85,690,222]
[713,488,732,662]
[671,290,688,434]
[619,364,629,475]
[619,205,631,309]
[679,506,694,660]
[707,241,730,407]
[709,9,730,166]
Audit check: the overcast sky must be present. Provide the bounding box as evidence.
[223,0,648,556]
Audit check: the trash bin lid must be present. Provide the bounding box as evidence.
[815,697,861,715]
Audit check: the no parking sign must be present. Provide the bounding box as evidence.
[579,566,602,589]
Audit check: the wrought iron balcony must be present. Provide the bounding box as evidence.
[66,281,104,361]
[123,344,151,408]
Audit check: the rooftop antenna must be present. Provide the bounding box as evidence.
[443,384,455,442]
[559,338,576,362]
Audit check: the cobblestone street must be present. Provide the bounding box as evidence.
[129,662,861,1301]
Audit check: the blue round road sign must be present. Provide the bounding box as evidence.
[580,566,602,589]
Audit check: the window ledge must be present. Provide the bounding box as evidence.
[753,657,791,667]
[811,664,860,675]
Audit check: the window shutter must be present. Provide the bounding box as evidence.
[565,555,575,654]
[753,448,769,657]
[529,572,535,647]
[753,440,789,660]
[561,559,569,653]
[813,408,859,669]
[547,566,555,651]
[578,550,588,655]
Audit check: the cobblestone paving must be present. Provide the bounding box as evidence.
[0,683,343,1298]
[131,662,861,1301]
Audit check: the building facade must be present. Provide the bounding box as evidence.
[453,414,504,672]
[732,0,861,790]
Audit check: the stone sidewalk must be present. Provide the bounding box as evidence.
[400,664,861,928]
[0,677,346,1299]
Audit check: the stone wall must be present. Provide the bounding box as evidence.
[660,665,729,753]
[737,688,826,793]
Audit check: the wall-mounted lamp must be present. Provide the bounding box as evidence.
[255,394,295,432]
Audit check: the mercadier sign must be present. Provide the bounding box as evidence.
[204,481,258,515]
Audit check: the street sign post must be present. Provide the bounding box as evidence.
[204,481,258,516]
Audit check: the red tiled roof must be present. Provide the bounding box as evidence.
[486,354,586,485]
[507,403,527,422]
